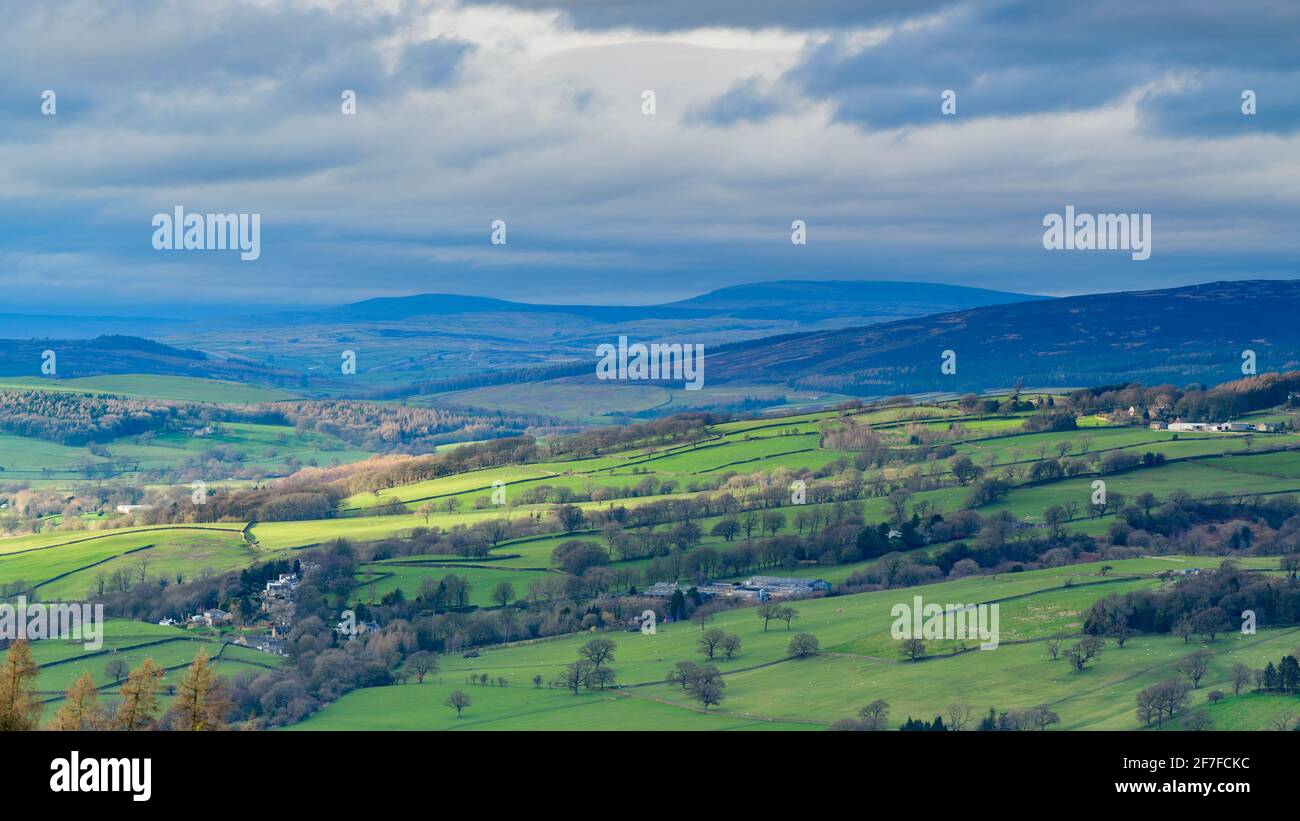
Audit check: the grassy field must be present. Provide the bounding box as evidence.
[6,386,1300,731]
[0,525,260,598]
[1172,692,1300,730]
[290,680,817,730]
[0,374,297,403]
[0,420,368,480]
[353,562,557,608]
[300,557,1299,731]
[0,618,286,723]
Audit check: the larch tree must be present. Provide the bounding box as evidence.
[113,658,164,731]
[49,671,106,731]
[0,639,42,731]
[171,648,231,731]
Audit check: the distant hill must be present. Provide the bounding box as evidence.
[0,280,1032,391]
[259,279,1037,325]
[0,313,177,340]
[702,279,1300,394]
[0,336,298,384]
[665,280,1034,321]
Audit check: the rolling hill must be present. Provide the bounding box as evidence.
[0,336,298,384]
[702,279,1300,395]
[0,280,1037,391]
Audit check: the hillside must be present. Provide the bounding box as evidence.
[702,279,1300,394]
[0,281,1030,392]
[253,280,1036,325]
[6,381,1300,732]
[666,279,1033,321]
[0,336,299,384]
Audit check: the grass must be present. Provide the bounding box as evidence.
[0,618,286,723]
[353,563,556,608]
[0,526,256,597]
[438,382,673,422]
[289,680,816,731]
[0,421,369,480]
[8,386,1300,731]
[0,374,296,403]
[1172,692,1300,730]
[301,556,1300,730]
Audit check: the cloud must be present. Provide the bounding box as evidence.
[768,0,1300,134]
[454,0,949,32]
[686,77,793,126]
[0,0,1297,315]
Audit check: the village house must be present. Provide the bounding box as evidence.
[235,633,288,656]
[190,608,232,627]
[264,572,299,599]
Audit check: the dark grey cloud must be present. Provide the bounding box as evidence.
[0,1,472,130]
[0,0,1296,316]
[734,0,1300,135]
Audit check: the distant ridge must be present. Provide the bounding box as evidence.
[270,279,1039,324]
[0,336,297,384]
[665,280,1035,320]
[701,279,1300,394]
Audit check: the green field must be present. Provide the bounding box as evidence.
[6,384,1300,731]
[353,562,556,608]
[0,618,285,723]
[291,680,817,730]
[0,374,296,403]
[302,557,1300,731]
[0,525,261,599]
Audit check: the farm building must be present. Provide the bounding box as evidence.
[743,576,831,599]
[1168,420,1260,432]
[644,582,681,598]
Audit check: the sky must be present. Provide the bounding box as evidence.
[0,0,1297,317]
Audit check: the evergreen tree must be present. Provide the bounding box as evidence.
[1279,655,1300,694]
[668,589,686,621]
[1263,661,1280,692]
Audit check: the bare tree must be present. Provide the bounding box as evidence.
[900,638,926,662]
[697,629,726,660]
[858,699,890,731]
[1175,651,1211,688]
[444,690,472,717]
[406,651,438,684]
[946,702,972,731]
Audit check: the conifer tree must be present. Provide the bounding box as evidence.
[0,639,42,731]
[113,658,164,731]
[170,648,230,731]
[49,670,106,730]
